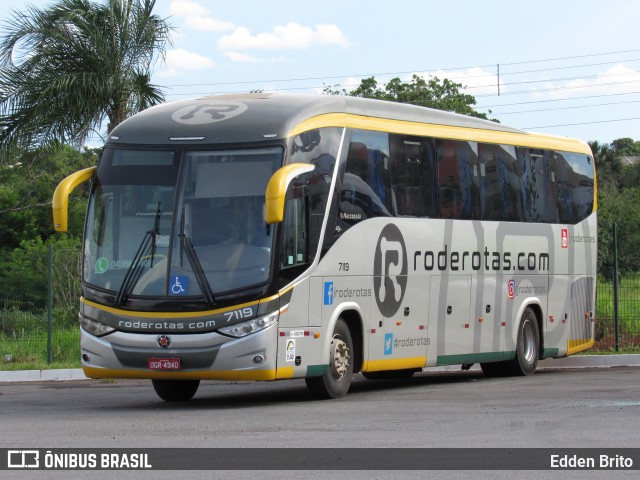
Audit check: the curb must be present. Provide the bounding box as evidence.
[1,355,640,383]
[0,368,87,383]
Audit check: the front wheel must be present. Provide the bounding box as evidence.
[152,379,200,401]
[305,318,354,399]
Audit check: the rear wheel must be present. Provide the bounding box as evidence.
[152,379,200,401]
[480,307,539,377]
[507,307,540,376]
[305,318,353,399]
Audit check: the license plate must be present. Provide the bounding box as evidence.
[148,357,181,370]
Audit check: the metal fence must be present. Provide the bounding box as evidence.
[0,243,80,366]
[596,274,640,350]
[0,224,639,368]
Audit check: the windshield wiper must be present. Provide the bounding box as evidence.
[114,202,161,307]
[179,208,216,307]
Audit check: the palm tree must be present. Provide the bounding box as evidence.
[588,140,621,184]
[0,0,171,155]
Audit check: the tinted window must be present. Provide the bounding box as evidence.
[552,152,594,223]
[390,135,437,217]
[337,130,391,232]
[479,144,521,221]
[519,148,557,223]
[436,140,480,220]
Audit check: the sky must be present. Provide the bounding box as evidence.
[1,0,640,145]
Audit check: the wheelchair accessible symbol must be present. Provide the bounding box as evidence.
[170,275,189,295]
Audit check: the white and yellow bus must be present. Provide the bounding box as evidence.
[53,93,596,400]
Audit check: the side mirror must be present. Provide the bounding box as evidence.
[52,166,96,232]
[265,163,315,224]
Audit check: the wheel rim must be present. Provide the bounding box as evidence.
[522,320,537,364]
[330,334,350,382]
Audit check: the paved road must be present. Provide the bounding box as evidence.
[1,367,639,479]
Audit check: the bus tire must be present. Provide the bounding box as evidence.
[507,307,540,376]
[152,379,200,401]
[305,318,353,399]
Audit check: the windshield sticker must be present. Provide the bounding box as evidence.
[94,257,109,274]
[170,275,189,296]
[286,340,296,362]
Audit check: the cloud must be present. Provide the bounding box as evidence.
[158,48,216,77]
[169,0,235,32]
[218,22,350,50]
[546,64,640,99]
[223,52,288,63]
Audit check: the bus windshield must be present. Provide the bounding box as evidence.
[84,147,283,303]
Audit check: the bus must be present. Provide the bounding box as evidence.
[53,93,596,401]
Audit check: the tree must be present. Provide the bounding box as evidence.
[589,140,621,185]
[0,144,97,249]
[0,0,171,157]
[611,137,640,157]
[323,74,491,120]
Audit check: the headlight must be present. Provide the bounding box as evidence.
[218,310,279,338]
[80,315,115,337]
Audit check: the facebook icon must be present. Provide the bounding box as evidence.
[323,282,334,305]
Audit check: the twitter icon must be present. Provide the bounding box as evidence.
[384,333,393,355]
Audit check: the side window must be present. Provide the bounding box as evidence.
[390,135,437,217]
[552,152,594,224]
[337,130,391,232]
[519,148,557,223]
[479,144,521,221]
[287,127,341,260]
[436,140,480,220]
[280,186,308,271]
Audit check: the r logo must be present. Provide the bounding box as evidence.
[171,102,248,125]
[373,224,407,317]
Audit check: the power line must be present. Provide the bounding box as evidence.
[523,117,640,130]
[474,78,640,98]
[500,48,640,66]
[496,99,640,116]
[163,49,640,89]
[477,90,640,109]
[164,77,640,100]
[499,58,640,77]
[464,69,640,91]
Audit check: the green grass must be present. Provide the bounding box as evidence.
[582,346,640,355]
[1,360,81,370]
[595,275,640,345]
[0,315,80,370]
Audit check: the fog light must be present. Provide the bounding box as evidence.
[252,355,265,364]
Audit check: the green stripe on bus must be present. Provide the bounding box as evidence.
[306,365,330,377]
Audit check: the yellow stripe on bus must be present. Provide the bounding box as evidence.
[567,338,595,356]
[361,356,427,372]
[288,113,592,155]
[83,366,278,381]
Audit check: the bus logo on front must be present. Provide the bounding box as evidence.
[323,282,334,305]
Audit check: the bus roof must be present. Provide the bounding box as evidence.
[106,93,591,155]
